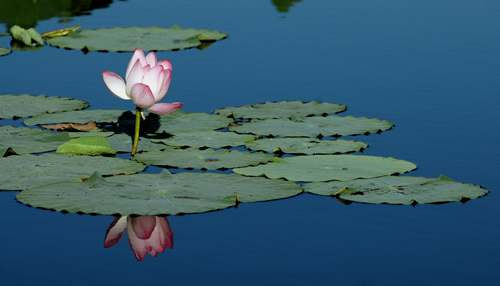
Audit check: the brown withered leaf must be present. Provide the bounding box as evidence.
[41,121,97,131]
[72,122,97,131]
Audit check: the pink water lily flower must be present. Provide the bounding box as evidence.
[104,216,174,261]
[102,48,183,115]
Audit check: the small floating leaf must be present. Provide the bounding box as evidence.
[304,175,489,205]
[0,47,12,56]
[10,25,31,45]
[214,100,346,119]
[26,28,44,46]
[0,94,89,119]
[153,130,259,148]
[57,136,116,156]
[229,115,394,137]
[245,138,368,155]
[46,25,227,52]
[0,126,70,154]
[234,155,417,182]
[134,148,274,170]
[16,170,303,215]
[0,153,145,191]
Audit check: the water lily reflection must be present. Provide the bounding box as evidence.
[104,216,173,261]
[271,0,302,13]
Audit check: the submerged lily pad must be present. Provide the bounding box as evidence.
[0,94,89,119]
[57,136,116,156]
[153,130,260,148]
[245,138,368,155]
[134,148,274,170]
[46,25,227,52]
[304,175,489,205]
[229,115,394,138]
[0,153,145,191]
[16,170,303,215]
[23,109,134,126]
[214,101,347,119]
[0,126,70,154]
[150,111,234,133]
[234,155,417,182]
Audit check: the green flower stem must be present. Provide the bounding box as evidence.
[131,106,142,156]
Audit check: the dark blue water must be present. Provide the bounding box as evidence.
[1,1,499,285]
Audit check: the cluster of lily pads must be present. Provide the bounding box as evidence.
[0,94,489,215]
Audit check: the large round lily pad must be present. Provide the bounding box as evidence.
[134,148,274,170]
[106,133,169,153]
[304,175,489,205]
[150,110,234,133]
[23,109,134,126]
[214,101,347,119]
[245,137,368,155]
[0,153,145,191]
[233,155,417,182]
[0,126,70,154]
[228,115,394,138]
[16,170,303,215]
[153,130,260,148]
[0,94,89,119]
[46,25,228,52]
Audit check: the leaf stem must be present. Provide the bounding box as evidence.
[131,106,142,156]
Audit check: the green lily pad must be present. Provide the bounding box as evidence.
[57,136,116,156]
[106,133,169,153]
[304,175,489,205]
[0,153,145,191]
[153,130,260,148]
[134,148,274,170]
[0,126,70,154]
[68,131,115,138]
[46,25,227,52]
[245,138,368,155]
[23,109,134,126]
[214,101,347,119]
[229,115,394,138]
[150,110,234,133]
[0,47,11,56]
[233,155,417,182]
[0,94,89,120]
[16,170,303,215]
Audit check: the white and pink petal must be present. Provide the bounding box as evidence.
[102,71,128,100]
[147,102,183,115]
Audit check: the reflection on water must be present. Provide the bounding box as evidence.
[104,216,174,261]
[0,0,113,31]
[271,0,302,13]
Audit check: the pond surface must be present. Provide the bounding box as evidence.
[1,0,499,285]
